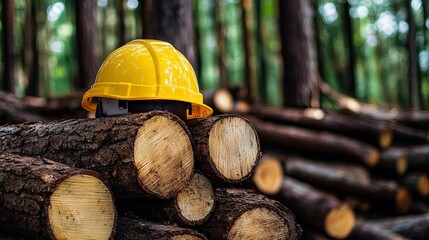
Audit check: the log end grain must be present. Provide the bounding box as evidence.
[208,116,261,182]
[48,174,116,240]
[176,173,215,225]
[324,204,355,240]
[134,115,194,198]
[418,174,429,197]
[252,155,283,195]
[379,130,393,149]
[396,188,412,214]
[396,156,408,176]
[367,149,380,167]
[213,89,234,113]
[227,207,290,240]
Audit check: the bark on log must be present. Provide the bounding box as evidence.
[251,107,393,148]
[200,188,301,240]
[282,155,411,213]
[277,177,355,239]
[116,216,207,240]
[388,123,428,144]
[247,116,379,167]
[0,111,194,199]
[202,89,234,114]
[368,213,429,240]
[251,154,284,195]
[376,150,408,177]
[349,220,408,240]
[119,173,215,226]
[0,90,48,124]
[186,115,261,183]
[402,173,429,198]
[381,145,429,172]
[0,153,116,240]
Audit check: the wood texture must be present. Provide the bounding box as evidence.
[0,153,116,240]
[277,177,355,239]
[200,188,301,240]
[251,107,392,148]
[116,216,207,240]
[0,111,194,199]
[247,116,379,167]
[251,154,284,195]
[282,156,411,213]
[119,173,215,226]
[187,115,261,183]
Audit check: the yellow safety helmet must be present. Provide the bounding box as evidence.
[81,39,213,119]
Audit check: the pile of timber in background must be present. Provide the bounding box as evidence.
[0,110,302,239]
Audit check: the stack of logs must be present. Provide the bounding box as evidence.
[241,105,429,240]
[0,110,302,239]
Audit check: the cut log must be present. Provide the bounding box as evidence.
[200,188,301,240]
[0,111,194,199]
[388,123,428,144]
[251,154,284,195]
[349,220,408,240]
[202,89,234,114]
[119,173,215,226]
[251,106,393,148]
[368,213,429,240]
[186,115,261,183]
[376,150,408,177]
[246,116,379,167]
[0,90,48,124]
[116,216,207,240]
[277,177,355,239]
[0,153,116,240]
[282,155,411,213]
[381,145,429,172]
[402,173,429,198]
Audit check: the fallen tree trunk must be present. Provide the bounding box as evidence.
[277,177,355,239]
[282,155,411,213]
[368,213,429,240]
[116,216,207,240]
[186,115,261,183]
[0,153,116,240]
[247,116,379,167]
[349,220,408,240]
[388,123,428,144]
[251,106,393,148]
[119,173,215,226]
[200,188,301,240]
[0,90,48,124]
[382,145,429,172]
[0,111,194,199]
[402,173,429,198]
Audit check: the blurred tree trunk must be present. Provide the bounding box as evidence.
[342,1,356,97]
[279,0,318,108]
[24,0,39,96]
[406,0,421,110]
[215,0,227,88]
[2,0,15,93]
[143,0,196,69]
[75,0,98,90]
[117,0,126,46]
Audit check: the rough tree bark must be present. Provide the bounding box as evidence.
[0,153,116,240]
[0,111,194,199]
[199,188,301,240]
[119,173,215,226]
[116,216,207,240]
[143,0,196,68]
[279,0,318,107]
[186,115,261,183]
[277,177,355,239]
[75,0,98,89]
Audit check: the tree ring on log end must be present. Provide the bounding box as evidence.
[176,173,215,224]
[214,89,234,113]
[227,207,289,240]
[134,116,194,198]
[379,130,393,149]
[395,188,411,214]
[170,234,205,240]
[396,156,408,176]
[324,204,355,239]
[209,117,260,181]
[252,156,283,195]
[418,174,429,197]
[366,149,379,167]
[48,174,115,240]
